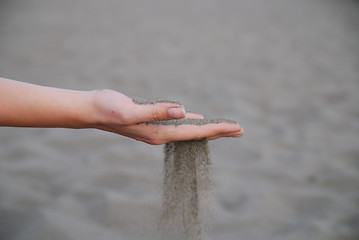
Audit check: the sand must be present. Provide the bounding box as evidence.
[158,122,235,240]
[0,0,359,240]
[133,97,237,240]
[160,139,212,240]
[132,97,238,126]
[132,97,181,106]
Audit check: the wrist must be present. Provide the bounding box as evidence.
[79,90,103,129]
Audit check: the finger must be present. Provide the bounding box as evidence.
[101,120,241,145]
[185,112,204,119]
[158,122,242,144]
[207,127,244,140]
[129,102,186,124]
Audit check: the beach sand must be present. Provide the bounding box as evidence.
[1,0,359,239]
[160,139,212,240]
[133,97,232,240]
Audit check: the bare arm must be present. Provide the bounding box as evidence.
[0,77,243,144]
[0,77,97,128]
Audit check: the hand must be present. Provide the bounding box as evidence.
[0,77,243,145]
[91,89,243,145]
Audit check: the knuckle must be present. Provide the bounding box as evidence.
[119,114,133,125]
[151,110,164,122]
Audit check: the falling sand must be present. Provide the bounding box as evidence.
[133,98,237,240]
[160,139,212,240]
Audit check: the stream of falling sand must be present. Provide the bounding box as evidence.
[160,139,212,240]
[132,97,237,240]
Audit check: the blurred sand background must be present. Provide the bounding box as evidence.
[0,0,359,239]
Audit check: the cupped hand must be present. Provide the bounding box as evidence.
[91,89,243,145]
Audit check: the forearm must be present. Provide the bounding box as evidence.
[0,77,96,128]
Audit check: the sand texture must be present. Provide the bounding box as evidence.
[132,97,181,105]
[1,0,359,240]
[160,139,212,240]
[147,118,237,127]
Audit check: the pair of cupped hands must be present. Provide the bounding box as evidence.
[93,90,243,145]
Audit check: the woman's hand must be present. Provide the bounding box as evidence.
[91,89,243,145]
[0,77,243,145]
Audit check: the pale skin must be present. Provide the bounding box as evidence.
[0,77,243,145]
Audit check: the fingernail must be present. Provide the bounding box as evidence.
[168,107,186,119]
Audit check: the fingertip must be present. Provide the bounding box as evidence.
[232,128,244,137]
[168,107,186,119]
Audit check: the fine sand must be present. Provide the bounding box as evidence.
[1,0,359,240]
[133,97,233,240]
[160,139,212,240]
[134,97,234,240]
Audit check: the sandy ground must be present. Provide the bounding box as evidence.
[0,0,359,239]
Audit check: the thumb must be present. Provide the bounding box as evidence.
[130,101,186,123]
